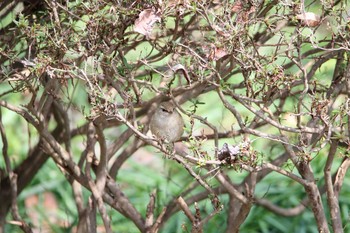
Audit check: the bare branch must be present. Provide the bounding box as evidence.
[324,140,343,232]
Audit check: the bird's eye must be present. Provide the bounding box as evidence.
[161,108,168,112]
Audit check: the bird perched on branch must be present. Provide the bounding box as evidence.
[150,102,184,143]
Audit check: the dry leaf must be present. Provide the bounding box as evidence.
[231,1,242,13]
[205,44,228,61]
[233,3,256,24]
[134,8,161,38]
[212,47,228,60]
[296,12,320,27]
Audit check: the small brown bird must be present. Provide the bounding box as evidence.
[150,102,184,142]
